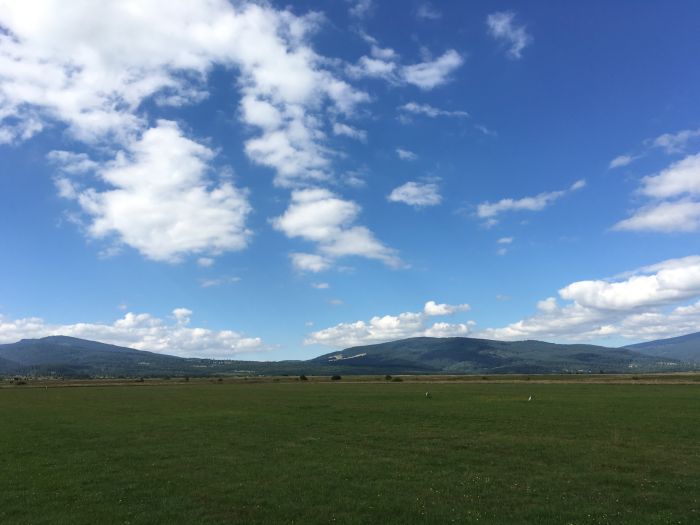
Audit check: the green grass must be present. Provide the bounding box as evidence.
[1,382,698,524]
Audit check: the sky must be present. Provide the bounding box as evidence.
[1,0,700,360]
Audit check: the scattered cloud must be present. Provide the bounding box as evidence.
[388,181,442,207]
[651,128,700,154]
[199,276,241,288]
[349,46,463,90]
[273,188,401,271]
[416,3,442,20]
[349,0,374,19]
[396,148,417,160]
[497,237,514,244]
[614,153,700,232]
[486,11,532,59]
[398,102,469,119]
[328,298,344,306]
[333,122,367,142]
[197,257,215,268]
[614,199,700,233]
[476,179,585,225]
[401,50,464,89]
[311,282,330,289]
[609,154,639,169]
[0,309,264,358]
[306,300,472,347]
[476,255,700,342]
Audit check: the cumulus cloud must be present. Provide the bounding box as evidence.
[273,189,400,271]
[423,300,470,316]
[349,0,374,19]
[388,181,442,207]
[398,102,469,119]
[305,300,472,347]
[614,153,700,233]
[497,237,514,244]
[396,148,417,160]
[476,179,585,225]
[56,120,252,262]
[486,11,532,59]
[476,255,700,342]
[0,309,264,358]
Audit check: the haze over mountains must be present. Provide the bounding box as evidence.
[1,333,698,378]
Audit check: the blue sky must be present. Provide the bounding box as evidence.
[2,0,700,359]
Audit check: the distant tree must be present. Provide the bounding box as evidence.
[331,375,342,381]
[384,375,392,381]
[299,374,308,381]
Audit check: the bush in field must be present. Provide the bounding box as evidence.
[331,375,342,381]
[384,375,392,381]
[299,375,308,381]
[391,377,403,382]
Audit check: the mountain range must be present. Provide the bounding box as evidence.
[0,332,698,378]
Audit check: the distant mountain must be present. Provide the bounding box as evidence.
[0,336,191,377]
[0,334,692,378]
[624,332,700,362]
[310,336,680,374]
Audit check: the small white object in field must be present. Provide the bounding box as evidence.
[528,395,532,401]
[425,392,432,399]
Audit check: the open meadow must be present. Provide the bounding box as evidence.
[1,379,698,524]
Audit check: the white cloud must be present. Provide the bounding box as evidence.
[416,3,442,20]
[273,188,401,271]
[311,282,329,289]
[290,252,332,273]
[396,148,417,160]
[398,102,469,119]
[197,257,215,268]
[476,255,700,343]
[639,152,700,199]
[348,48,463,91]
[424,301,470,316]
[0,1,370,189]
[0,309,264,358]
[609,154,638,169]
[388,181,442,207]
[476,179,584,224]
[497,237,514,244]
[486,11,532,59]
[306,300,472,348]
[199,276,241,288]
[333,122,367,142]
[614,199,700,233]
[57,120,252,262]
[614,153,700,233]
[652,128,700,154]
[349,0,374,19]
[401,50,463,90]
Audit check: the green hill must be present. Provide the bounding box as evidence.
[310,336,679,374]
[624,332,700,362]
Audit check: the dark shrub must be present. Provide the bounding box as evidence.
[299,374,308,381]
[331,375,342,381]
[384,375,392,381]
[391,377,403,382]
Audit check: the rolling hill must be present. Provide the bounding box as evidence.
[310,336,677,374]
[624,332,700,362]
[0,334,694,378]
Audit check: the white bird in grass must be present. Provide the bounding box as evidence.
[425,392,432,399]
[528,395,533,401]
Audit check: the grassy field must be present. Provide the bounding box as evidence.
[0,381,698,524]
